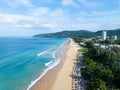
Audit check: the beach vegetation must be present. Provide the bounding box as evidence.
[81,41,120,90]
[78,48,87,53]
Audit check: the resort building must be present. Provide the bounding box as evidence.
[102,30,107,40]
[112,35,117,40]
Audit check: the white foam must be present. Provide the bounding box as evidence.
[26,58,60,90]
[37,50,48,57]
[27,39,69,90]
[45,60,53,66]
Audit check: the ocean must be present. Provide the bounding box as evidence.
[0,37,67,90]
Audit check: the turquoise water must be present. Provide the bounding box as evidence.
[0,37,67,90]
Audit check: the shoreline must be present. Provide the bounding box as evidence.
[27,39,69,90]
[29,39,79,90]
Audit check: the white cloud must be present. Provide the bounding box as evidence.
[6,0,33,8]
[37,0,54,3]
[0,7,118,34]
[0,14,41,29]
[77,0,103,8]
[62,0,79,8]
[29,7,50,16]
[50,8,64,17]
[0,12,60,32]
[0,1,120,36]
[76,9,120,18]
[17,0,33,7]
[0,7,73,34]
[0,14,38,24]
[76,17,87,23]
[90,10,120,16]
[42,24,57,29]
[15,24,33,28]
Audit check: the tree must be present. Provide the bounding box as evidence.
[82,41,120,89]
[88,78,107,90]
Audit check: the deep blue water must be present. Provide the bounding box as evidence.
[0,37,67,90]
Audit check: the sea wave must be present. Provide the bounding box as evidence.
[37,50,48,57]
[26,57,60,90]
[45,60,53,66]
[27,39,69,90]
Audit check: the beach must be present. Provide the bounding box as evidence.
[30,39,79,90]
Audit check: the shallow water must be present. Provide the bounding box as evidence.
[0,37,67,90]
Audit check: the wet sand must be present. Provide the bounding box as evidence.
[30,39,79,90]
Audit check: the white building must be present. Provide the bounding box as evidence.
[112,35,117,40]
[102,30,107,40]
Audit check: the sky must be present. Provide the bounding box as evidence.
[0,0,120,36]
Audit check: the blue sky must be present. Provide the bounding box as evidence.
[0,0,120,36]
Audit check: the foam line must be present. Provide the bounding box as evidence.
[27,39,69,90]
[37,50,48,57]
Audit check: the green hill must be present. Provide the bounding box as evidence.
[34,29,120,38]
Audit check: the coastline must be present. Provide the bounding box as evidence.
[29,39,79,90]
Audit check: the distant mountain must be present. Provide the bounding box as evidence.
[34,29,120,38]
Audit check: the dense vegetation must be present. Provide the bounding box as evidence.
[115,39,120,44]
[34,30,94,38]
[34,29,120,38]
[81,41,120,90]
[92,38,120,45]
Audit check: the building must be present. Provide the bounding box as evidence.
[102,30,107,40]
[112,35,117,40]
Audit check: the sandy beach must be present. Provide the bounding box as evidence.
[30,39,79,90]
